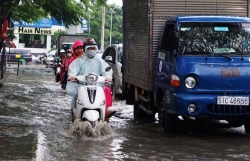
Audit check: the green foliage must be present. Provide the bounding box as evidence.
[0,0,123,50]
[88,4,123,49]
[0,0,108,27]
[7,30,16,41]
[52,30,67,41]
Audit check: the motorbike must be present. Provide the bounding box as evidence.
[55,65,61,82]
[71,67,111,127]
[34,59,42,65]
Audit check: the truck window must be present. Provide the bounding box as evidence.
[160,24,176,52]
[179,22,250,54]
[62,44,73,51]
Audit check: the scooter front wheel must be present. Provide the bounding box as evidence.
[90,121,96,128]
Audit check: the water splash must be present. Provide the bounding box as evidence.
[69,119,113,137]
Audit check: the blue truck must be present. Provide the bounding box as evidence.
[122,0,250,134]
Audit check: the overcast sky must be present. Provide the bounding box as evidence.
[107,0,122,6]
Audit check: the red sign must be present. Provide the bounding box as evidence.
[1,19,8,40]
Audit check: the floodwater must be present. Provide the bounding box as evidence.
[1,64,250,160]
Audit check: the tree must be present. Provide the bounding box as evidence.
[87,4,123,49]
[0,0,108,87]
[52,30,67,42]
[0,0,108,48]
[108,6,123,45]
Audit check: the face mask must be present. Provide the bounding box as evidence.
[86,50,97,58]
[67,53,72,57]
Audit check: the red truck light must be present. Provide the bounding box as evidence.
[171,74,180,87]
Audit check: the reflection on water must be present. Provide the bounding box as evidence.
[35,131,52,161]
[69,119,113,137]
[1,64,250,160]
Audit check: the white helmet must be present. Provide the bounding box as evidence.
[60,49,65,53]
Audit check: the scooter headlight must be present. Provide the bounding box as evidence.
[86,74,98,83]
[77,99,84,106]
[185,77,196,89]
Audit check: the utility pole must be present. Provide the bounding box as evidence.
[110,7,116,45]
[100,6,105,51]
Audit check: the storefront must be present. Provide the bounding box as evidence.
[12,18,65,55]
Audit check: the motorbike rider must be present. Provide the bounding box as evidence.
[39,52,47,64]
[67,38,116,121]
[72,40,84,60]
[60,49,74,89]
[54,49,65,76]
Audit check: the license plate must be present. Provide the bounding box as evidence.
[217,96,249,105]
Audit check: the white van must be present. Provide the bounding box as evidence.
[102,44,123,99]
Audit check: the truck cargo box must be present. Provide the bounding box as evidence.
[57,34,88,56]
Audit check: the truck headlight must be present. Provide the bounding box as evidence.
[185,77,196,89]
[86,74,98,83]
[188,104,197,112]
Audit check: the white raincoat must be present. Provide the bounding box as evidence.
[66,54,112,108]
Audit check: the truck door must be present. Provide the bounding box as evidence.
[155,23,177,85]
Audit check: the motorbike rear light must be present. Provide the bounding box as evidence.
[171,74,180,87]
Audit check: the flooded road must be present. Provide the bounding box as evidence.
[1,64,250,160]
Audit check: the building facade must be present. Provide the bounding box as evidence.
[12,18,66,55]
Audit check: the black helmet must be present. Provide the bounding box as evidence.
[83,38,97,51]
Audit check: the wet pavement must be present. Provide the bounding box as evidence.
[1,63,250,160]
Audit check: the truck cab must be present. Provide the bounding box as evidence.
[154,16,250,133]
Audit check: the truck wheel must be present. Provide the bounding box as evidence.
[244,119,250,134]
[158,98,165,128]
[165,112,178,133]
[134,101,147,119]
